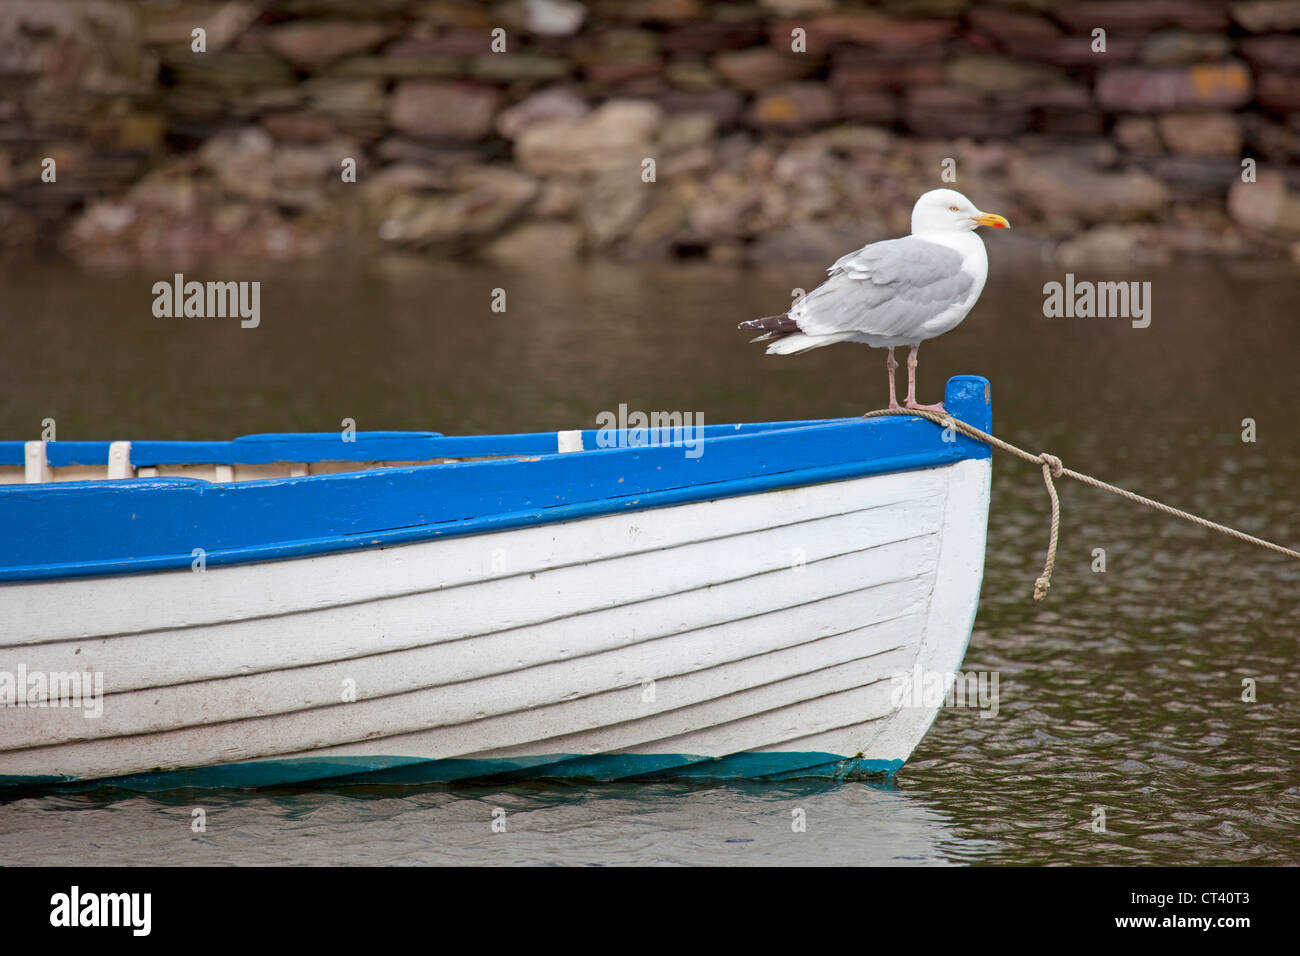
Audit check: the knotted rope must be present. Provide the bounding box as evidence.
[861,407,1300,601]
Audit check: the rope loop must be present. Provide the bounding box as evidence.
[860,406,1300,602]
[1033,456,1062,601]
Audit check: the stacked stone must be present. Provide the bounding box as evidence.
[0,2,159,250]
[0,0,1297,263]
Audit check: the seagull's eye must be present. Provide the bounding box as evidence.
[948,205,959,212]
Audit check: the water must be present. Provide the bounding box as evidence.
[1,253,1297,865]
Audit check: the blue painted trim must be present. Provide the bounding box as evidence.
[0,752,904,793]
[0,376,992,581]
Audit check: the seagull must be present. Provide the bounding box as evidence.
[739,188,1009,411]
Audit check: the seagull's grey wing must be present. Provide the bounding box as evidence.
[794,236,973,339]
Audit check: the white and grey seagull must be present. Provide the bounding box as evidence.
[739,188,1009,411]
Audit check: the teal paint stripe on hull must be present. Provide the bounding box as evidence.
[632,752,903,782]
[0,753,904,793]
[0,755,433,793]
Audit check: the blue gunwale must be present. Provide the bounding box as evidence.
[0,376,991,582]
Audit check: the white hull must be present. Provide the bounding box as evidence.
[0,458,990,784]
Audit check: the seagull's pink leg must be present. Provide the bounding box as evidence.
[886,348,901,409]
[904,345,945,412]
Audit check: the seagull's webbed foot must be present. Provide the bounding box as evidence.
[904,399,945,413]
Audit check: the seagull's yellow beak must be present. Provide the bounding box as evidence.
[972,212,1010,229]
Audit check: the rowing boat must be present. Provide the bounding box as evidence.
[0,376,992,789]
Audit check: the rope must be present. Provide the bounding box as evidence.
[861,407,1300,602]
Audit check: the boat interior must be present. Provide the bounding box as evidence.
[0,421,833,485]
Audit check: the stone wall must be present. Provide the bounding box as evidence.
[3,0,1300,266]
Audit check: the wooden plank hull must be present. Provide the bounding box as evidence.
[0,457,990,788]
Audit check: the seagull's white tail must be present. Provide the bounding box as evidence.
[764,332,856,355]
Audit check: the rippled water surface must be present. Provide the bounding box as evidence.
[1,253,1296,865]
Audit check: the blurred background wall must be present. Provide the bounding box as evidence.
[2,0,1299,268]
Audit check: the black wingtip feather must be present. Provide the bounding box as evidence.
[737,313,800,332]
